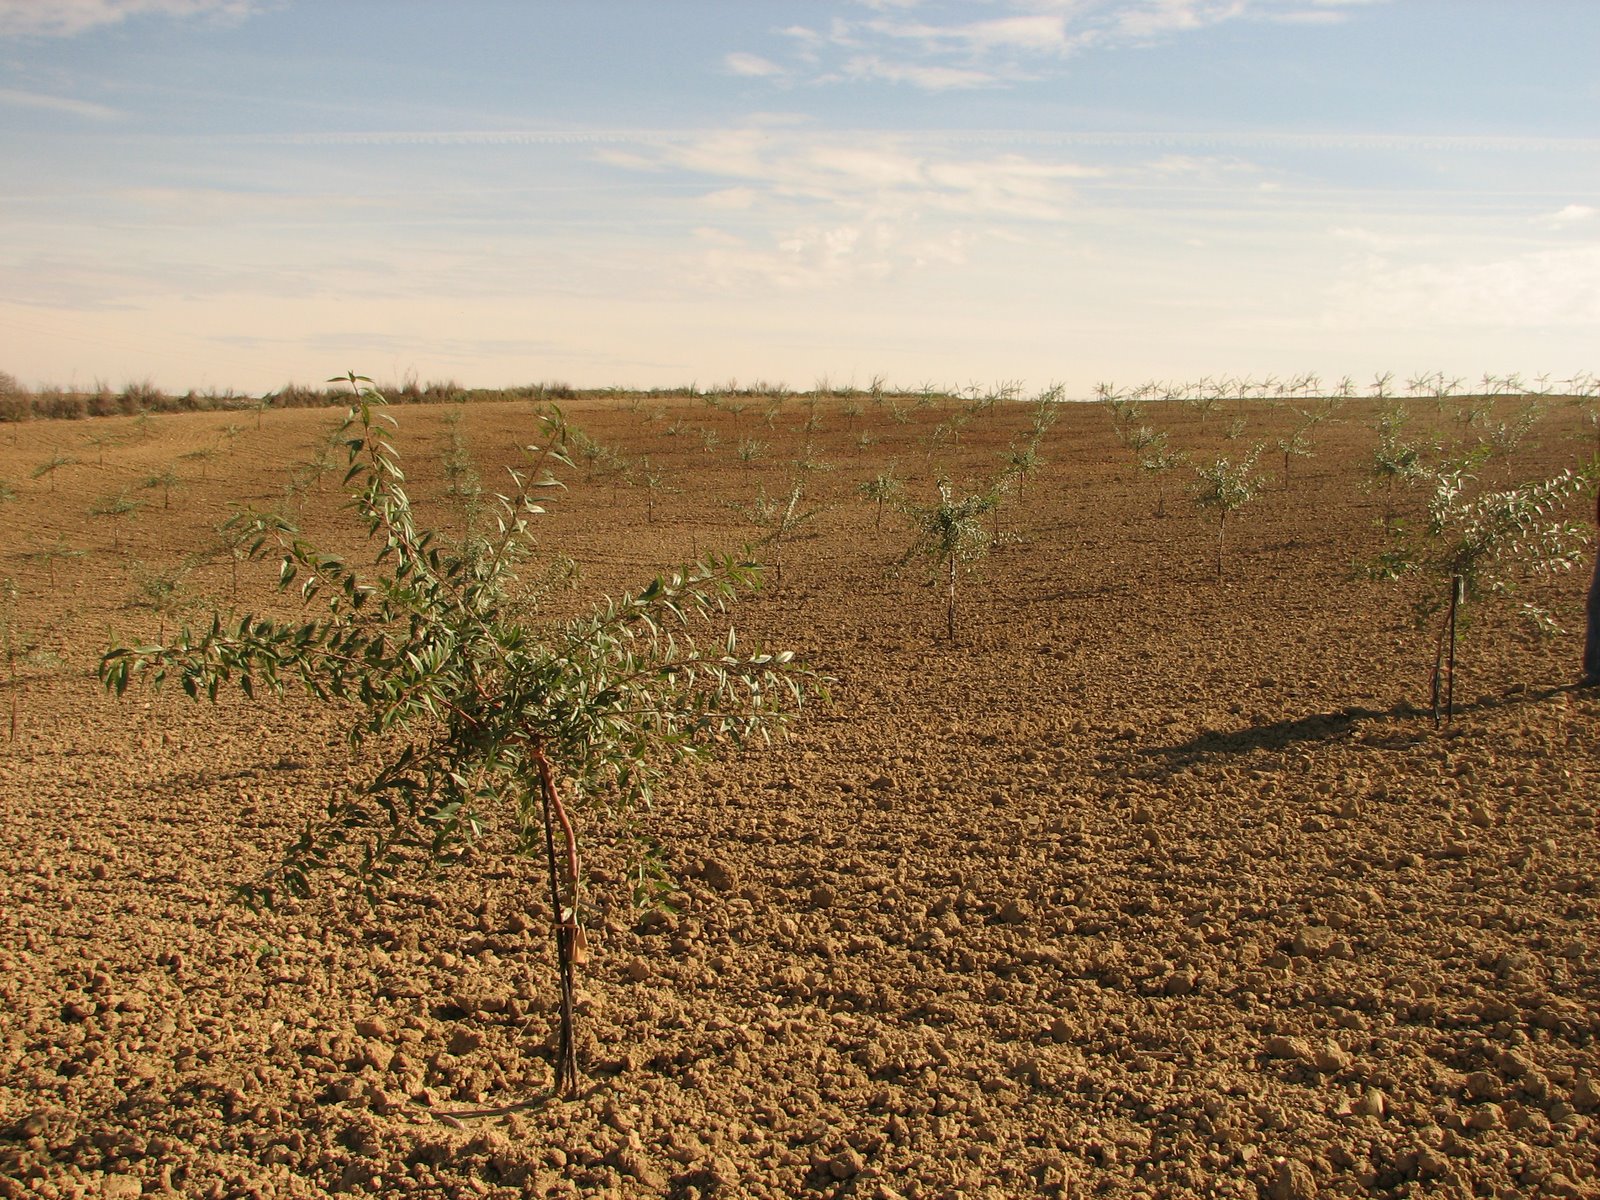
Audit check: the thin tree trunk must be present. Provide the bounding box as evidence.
[1430,576,1463,726]
[1445,574,1462,722]
[533,744,580,1096]
[946,552,957,642]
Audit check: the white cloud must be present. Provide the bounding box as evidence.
[866,13,1079,54]
[602,128,1107,289]
[839,55,999,90]
[724,52,786,79]
[1331,245,1600,329]
[732,0,1393,89]
[701,187,759,210]
[1541,204,1597,228]
[692,222,898,290]
[1111,1,1248,40]
[614,129,1100,225]
[0,86,120,120]
[0,0,264,37]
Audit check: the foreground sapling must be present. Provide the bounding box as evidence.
[100,374,819,1099]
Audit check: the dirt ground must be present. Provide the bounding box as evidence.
[1,390,1597,1200]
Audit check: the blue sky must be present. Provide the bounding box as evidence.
[1,0,1597,396]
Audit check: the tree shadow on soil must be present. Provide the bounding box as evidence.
[1140,681,1586,767]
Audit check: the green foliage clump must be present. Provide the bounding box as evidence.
[900,480,1000,642]
[1366,458,1596,719]
[738,480,821,582]
[856,468,904,533]
[1190,445,1270,579]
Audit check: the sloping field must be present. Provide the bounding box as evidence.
[1,393,1597,1200]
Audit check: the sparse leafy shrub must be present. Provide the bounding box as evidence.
[1478,400,1542,475]
[899,480,999,642]
[635,457,672,524]
[82,429,123,466]
[141,466,183,510]
[88,489,144,549]
[856,468,904,533]
[1276,421,1315,490]
[1366,406,1429,525]
[130,557,200,642]
[999,435,1042,504]
[30,452,76,492]
[1366,460,1596,721]
[1186,388,1221,426]
[567,425,625,492]
[25,536,84,587]
[1137,434,1186,517]
[2,579,63,742]
[439,409,484,541]
[930,411,969,450]
[738,480,821,583]
[1117,423,1162,467]
[181,444,223,480]
[1191,445,1269,579]
[1097,384,1143,437]
[211,506,291,600]
[736,438,768,469]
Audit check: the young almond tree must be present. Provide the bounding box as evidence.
[637,457,671,524]
[1275,421,1316,491]
[2,578,63,742]
[88,489,145,551]
[141,465,184,510]
[1366,407,1429,526]
[1138,434,1186,517]
[1367,460,1596,723]
[30,452,75,492]
[24,536,84,588]
[100,375,818,1098]
[1191,444,1269,579]
[900,480,999,642]
[999,433,1043,504]
[1116,423,1162,471]
[856,467,904,533]
[738,479,821,583]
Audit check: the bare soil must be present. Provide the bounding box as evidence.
[1,394,1597,1200]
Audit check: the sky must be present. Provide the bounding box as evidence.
[1,0,1598,397]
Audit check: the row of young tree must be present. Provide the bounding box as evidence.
[8,375,1596,713]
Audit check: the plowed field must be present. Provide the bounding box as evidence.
[2,393,1597,1200]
